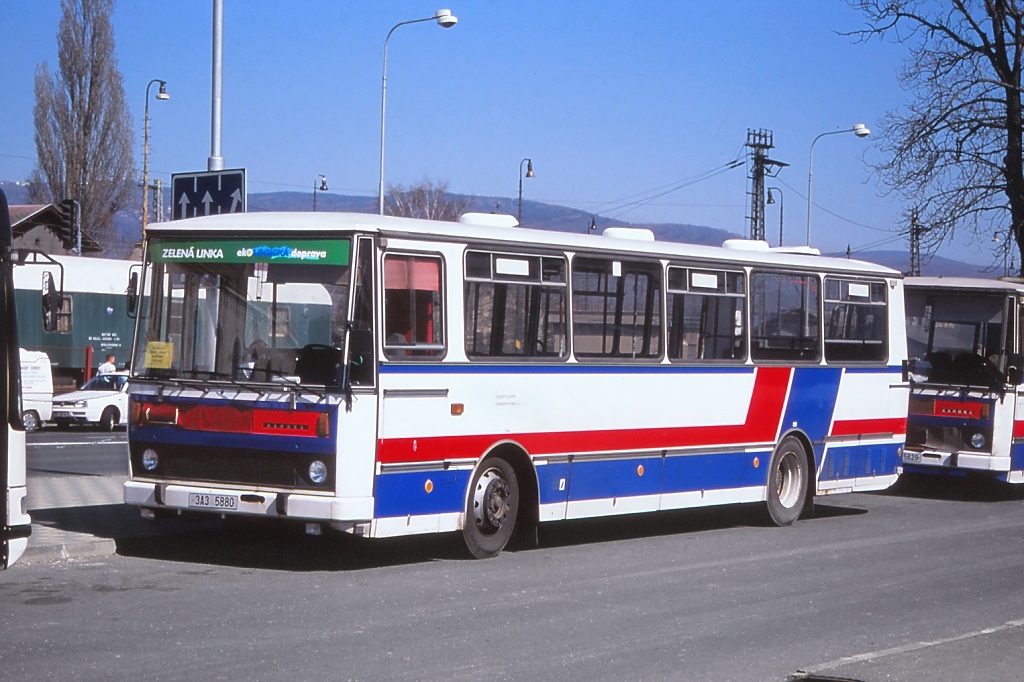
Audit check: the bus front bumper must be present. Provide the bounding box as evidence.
[902,449,1011,473]
[124,480,374,524]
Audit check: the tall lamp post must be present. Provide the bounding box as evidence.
[767,187,783,247]
[518,158,534,224]
[142,79,170,230]
[313,174,328,211]
[805,123,870,245]
[378,9,458,216]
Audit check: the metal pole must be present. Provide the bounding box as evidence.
[143,88,151,230]
[806,125,869,246]
[518,158,533,225]
[378,14,454,215]
[143,80,167,230]
[208,0,224,171]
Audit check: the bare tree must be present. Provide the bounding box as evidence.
[30,0,135,251]
[848,0,1024,273]
[386,179,472,222]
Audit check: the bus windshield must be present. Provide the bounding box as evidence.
[905,290,1009,386]
[132,237,352,385]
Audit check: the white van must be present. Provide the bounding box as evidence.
[19,349,53,432]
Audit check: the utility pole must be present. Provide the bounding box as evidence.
[908,209,930,276]
[745,129,787,241]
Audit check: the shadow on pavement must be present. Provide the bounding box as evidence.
[888,473,1024,503]
[30,504,208,540]
[100,500,867,572]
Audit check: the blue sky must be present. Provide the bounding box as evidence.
[0,1,995,265]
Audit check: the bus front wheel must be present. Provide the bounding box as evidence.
[765,435,809,527]
[462,457,519,559]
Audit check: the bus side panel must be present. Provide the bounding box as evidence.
[374,362,907,530]
[818,367,906,493]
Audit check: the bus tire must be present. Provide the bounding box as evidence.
[765,435,809,527]
[463,457,519,559]
[99,407,118,432]
[21,410,40,432]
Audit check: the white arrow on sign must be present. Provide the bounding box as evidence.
[178,193,190,219]
[202,191,214,216]
[230,189,242,213]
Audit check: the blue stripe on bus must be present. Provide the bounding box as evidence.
[843,366,904,375]
[374,468,472,518]
[782,367,843,455]
[374,439,900,520]
[129,425,338,455]
[380,364,754,376]
[380,363,904,376]
[821,442,902,480]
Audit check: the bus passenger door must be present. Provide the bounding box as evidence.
[335,237,379,522]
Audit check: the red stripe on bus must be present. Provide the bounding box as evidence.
[376,366,793,464]
[1014,421,1024,439]
[829,417,906,437]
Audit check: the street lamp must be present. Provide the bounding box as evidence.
[313,174,328,212]
[142,79,170,230]
[767,187,783,247]
[518,158,534,224]
[378,9,458,215]
[805,123,870,245]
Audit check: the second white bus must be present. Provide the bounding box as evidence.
[903,277,1024,483]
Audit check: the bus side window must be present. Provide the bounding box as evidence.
[383,254,445,359]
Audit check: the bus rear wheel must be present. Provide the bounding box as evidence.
[765,435,809,527]
[463,457,519,559]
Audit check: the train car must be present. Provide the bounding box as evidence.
[12,255,137,385]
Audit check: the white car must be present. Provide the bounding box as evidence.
[51,371,129,431]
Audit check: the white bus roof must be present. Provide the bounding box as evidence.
[146,211,902,278]
[905,276,1024,294]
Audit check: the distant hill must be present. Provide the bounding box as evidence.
[250,190,738,247]
[0,181,1002,278]
[0,181,30,204]
[830,250,997,278]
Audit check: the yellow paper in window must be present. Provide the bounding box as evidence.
[144,341,174,369]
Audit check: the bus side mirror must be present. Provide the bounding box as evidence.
[1006,353,1023,385]
[126,271,139,316]
[41,271,64,333]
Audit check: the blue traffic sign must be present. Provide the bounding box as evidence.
[171,168,246,220]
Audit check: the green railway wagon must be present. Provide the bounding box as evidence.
[13,256,136,386]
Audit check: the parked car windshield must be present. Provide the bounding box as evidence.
[81,374,127,392]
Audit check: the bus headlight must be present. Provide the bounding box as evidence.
[969,432,986,449]
[141,448,159,471]
[308,460,328,485]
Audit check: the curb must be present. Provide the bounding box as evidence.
[19,535,118,565]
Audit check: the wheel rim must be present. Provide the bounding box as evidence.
[473,467,510,536]
[775,450,802,509]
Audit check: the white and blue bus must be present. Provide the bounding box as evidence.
[124,211,908,557]
[1,188,32,569]
[903,277,1024,483]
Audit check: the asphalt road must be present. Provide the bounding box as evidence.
[26,427,128,477]
[2,464,1023,682]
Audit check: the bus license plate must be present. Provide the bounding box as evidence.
[188,493,238,510]
[902,451,922,463]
